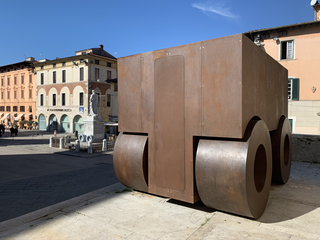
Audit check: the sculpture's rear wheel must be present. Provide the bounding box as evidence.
[195,120,272,219]
[270,116,292,184]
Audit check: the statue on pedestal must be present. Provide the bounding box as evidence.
[89,90,99,117]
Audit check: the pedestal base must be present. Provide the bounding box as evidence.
[83,115,105,142]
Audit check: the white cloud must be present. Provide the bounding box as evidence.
[192,2,239,19]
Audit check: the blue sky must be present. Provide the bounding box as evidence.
[0,0,315,66]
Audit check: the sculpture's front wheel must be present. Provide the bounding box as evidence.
[195,120,272,219]
[113,133,148,192]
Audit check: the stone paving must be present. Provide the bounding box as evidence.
[0,129,118,223]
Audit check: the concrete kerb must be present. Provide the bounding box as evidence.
[0,182,125,237]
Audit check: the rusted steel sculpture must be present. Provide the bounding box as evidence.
[113,34,292,219]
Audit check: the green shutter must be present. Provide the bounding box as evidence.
[292,78,299,100]
[289,119,293,133]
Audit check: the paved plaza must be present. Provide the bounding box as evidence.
[0,129,320,239]
[0,129,118,223]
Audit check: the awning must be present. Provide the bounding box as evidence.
[1,113,9,121]
[14,114,24,121]
[11,112,18,117]
[0,113,3,118]
[104,122,118,127]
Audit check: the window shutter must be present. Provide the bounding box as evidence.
[292,78,299,100]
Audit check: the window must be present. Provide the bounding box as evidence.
[28,106,32,112]
[14,77,17,85]
[107,94,111,107]
[14,91,17,99]
[278,31,287,37]
[1,92,3,99]
[80,67,84,81]
[1,78,3,86]
[0,106,4,111]
[40,94,44,106]
[29,75,32,83]
[62,70,66,83]
[6,106,10,112]
[53,63,56,68]
[95,68,100,81]
[53,71,56,83]
[280,40,294,60]
[29,89,32,99]
[21,90,24,99]
[79,92,83,106]
[61,93,65,106]
[107,62,111,67]
[20,106,25,112]
[115,83,118,92]
[52,93,56,106]
[13,106,17,112]
[7,91,10,99]
[41,73,44,85]
[288,78,299,100]
[107,70,111,80]
[7,78,10,85]
[95,60,99,65]
[62,62,66,66]
[21,75,24,84]
[41,66,44,70]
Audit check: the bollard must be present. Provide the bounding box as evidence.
[49,136,54,148]
[59,137,64,149]
[87,141,92,154]
[75,140,80,152]
[102,139,107,152]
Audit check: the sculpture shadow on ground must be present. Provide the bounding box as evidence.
[0,162,118,223]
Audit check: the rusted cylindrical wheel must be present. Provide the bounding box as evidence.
[195,120,272,219]
[270,116,292,184]
[113,133,148,192]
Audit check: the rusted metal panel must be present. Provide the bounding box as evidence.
[201,35,243,138]
[118,54,142,133]
[153,55,185,191]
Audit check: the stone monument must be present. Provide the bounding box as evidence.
[82,90,105,142]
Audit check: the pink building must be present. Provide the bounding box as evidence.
[245,3,320,134]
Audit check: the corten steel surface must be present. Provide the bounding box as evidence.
[195,120,272,219]
[115,33,290,216]
[113,133,148,192]
[270,116,292,184]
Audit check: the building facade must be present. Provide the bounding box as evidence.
[34,45,118,133]
[0,58,36,128]
[245,3,320,134]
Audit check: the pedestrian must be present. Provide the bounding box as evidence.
[0,124,4,137]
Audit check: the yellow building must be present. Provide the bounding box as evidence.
[245,3,320,134]
[0,58,36,129]
[34,45,118,134]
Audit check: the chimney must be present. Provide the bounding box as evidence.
[99,44,104,49]
[26,57,35,62]
[313,2,320,20]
